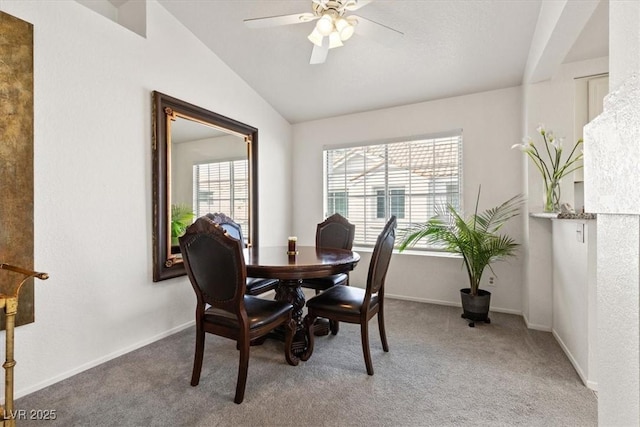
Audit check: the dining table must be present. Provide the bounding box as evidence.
[243,245,360,355]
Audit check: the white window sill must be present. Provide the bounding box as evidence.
[353,246,462,259]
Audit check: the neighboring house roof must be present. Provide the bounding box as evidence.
[327,135,461,184]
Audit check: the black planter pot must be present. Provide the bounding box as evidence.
[460,288,491,327]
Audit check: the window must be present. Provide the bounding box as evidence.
[323,132,463,249]
[193,159,249,232]
[328,191,348,217]
[377,188,405,219]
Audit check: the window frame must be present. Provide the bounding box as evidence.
[323,130,463,250]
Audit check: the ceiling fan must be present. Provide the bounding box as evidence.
[244,0,403,65]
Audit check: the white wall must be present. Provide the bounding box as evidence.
[523,56,608,330]
[551,218,597,389]
[587,1,640,423]
[0,0,292,398]
[526,57,608,213]
[292,87,525,314]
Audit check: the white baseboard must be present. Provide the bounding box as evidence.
[386,293,522,316]
[521,312,552,332]
[11,320,195,402]
[552,329,598,391]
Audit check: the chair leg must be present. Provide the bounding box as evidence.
[234,337,250,404]
[330,280,347,335]
[300,314,316,362]
[329,320,340,335]
[378,306,389,352]
[284,319,300,366]
[191,327,205,386]
[360,321,374,375]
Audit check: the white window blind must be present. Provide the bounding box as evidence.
[323,132,463,249]
[193,159,249,232]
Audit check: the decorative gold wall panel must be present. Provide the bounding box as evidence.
[0,12,35,328]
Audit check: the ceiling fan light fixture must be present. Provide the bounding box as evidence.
[307,28,324,46]
[244,0,399,65]
[316,14,334,36]
[328,31,344,49]
[335,17,354,41]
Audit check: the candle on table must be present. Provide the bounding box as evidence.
[288,236,297,253]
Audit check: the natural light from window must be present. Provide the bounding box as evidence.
[193,159,249,233]
[323,131,463,249]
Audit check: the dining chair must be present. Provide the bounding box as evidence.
[301,215,396,375]
[300,213,356,334]
[302,213,356,291]
[179,217,299,404]
[206,212,279,296]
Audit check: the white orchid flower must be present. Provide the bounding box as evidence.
[552,137,564,150]
[546,131,555,143]
[516,126,584,191]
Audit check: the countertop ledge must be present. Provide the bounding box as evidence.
[530,212,597,220]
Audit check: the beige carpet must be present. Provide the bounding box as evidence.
[15,299,597,426]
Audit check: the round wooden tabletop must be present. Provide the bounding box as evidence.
[244,246,360,280]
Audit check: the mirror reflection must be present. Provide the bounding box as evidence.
[169,117,249,254]
[152,91,259,282]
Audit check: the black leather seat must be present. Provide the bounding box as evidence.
[302,216,396,375]
[205,212,279,296]
[307,285,380,316]
[204,297,292,330]
[179,217,299,404]
[302,271,348,291]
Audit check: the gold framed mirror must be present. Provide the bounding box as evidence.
[152,91,259,281]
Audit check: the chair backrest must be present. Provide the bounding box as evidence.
[206,212,245,246]
[179,217,246,311]
[316,213,356,250]
[366,216,397,296]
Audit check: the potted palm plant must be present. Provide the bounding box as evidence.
[398,187,524,326]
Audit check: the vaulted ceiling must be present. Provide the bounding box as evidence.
[157,0,609,124]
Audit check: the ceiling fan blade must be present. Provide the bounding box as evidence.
[244,12,317,29]
[310,39,329,64]
[344,0,373,11]
[351,15,403,45]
